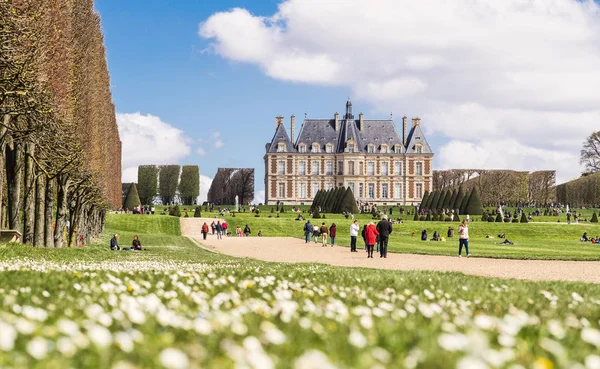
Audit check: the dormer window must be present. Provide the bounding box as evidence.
[415,144,423,154]
[326,143,334,153]
[348,143,355,153]
[394,145,402,153]
[381,144,389,154]
[311,143,320,153]
[277,143,286,153]
[299,144,307,153]
[367,144,375,153]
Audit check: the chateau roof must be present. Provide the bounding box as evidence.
[405,123,433,154]
[266,122,296,153]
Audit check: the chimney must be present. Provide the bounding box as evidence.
[359,112,364,131]
[276,115,284,127]
[290,115,296,144]
[334,112,339,131]
[402,116,407,144]
[411,117,419,127]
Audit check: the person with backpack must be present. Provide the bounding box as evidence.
[329,223,337,246]
[364,222,380,258]
[319,222,329,247]
[304,220,313,243]
[201,222,209,240]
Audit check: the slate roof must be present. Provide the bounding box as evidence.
[266,100,433,155]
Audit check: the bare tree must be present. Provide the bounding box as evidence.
[580,131,600,174]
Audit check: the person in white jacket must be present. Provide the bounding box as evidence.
[349,220,360,252]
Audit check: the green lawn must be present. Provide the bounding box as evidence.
[1,214,600,368]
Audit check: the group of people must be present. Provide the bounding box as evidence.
[200,221,261,239]
[303,221,337,247]
[110,234,143,251]
[580,232,600,243]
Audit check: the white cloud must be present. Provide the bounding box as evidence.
[214,139,224,149]
[197,147,206,156]
[199,175,213,203]
[211,131,221,138]
[253,190,265,205]
[117,112,192,183]
[199,0,600,182]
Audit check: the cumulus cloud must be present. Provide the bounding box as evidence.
[214,140,224,149]
[117,112,192,182]
[199,0,600,182]
[197,147,206,156]
[253,190,265,205]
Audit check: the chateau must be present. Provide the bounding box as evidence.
[264,99,433,206]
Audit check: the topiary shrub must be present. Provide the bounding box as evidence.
[488,216,494,222]
[504,217,511,223]
[313,209,321,219]
[495,213,502,222]
[425,214,431,221]
[413,212,419,221]
[481,213,488,222]
[512,218,519,223]
[322,214,327,219]
[454,215,460,223]
[280,206,285,213]
[592,212,598,223]
[520,213,528,223]
[194,207,201,217]
[169,205,181,217]
[419,215,426,221]
[184,212,189,218]
[255,209,260,215]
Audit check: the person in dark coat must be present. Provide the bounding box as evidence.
[361,224,368,251]
[304,220,313,243]
[329,223,337,246]
[216,221,223,240]
[376,215,393,258]
[132,235,142,250]
[244,224,251,237]
[110,234,120,250]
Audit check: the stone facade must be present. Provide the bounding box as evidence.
[264,99,434,205]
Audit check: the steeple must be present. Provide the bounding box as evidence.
[344,97,354,120]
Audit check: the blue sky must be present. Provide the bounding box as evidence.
[98,0,600,202]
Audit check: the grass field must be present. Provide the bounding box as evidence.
[1,214,600,368]
[152,206,600,260]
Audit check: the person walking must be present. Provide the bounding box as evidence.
[458,219,470,258]
[349,220,359,252]
[244,224,251,237]
[329,223,337,246]
[304,220,313,243]
[236,225,242,237]
[361,224,368,251]
[216,221,223,240]
[201,222,209,240]
[364,222,379,258]
[376,215,393,258]
[211,221,216,235]
[313,224,320,243]
[222,220,228,237]
[319,222,329,247]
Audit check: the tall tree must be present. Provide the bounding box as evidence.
[137,165,159,205]
[159,165,180,205]
[581,131,600,174]
[178,165,200,205]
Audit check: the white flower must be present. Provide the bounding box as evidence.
[262,323,286,345]
[85,304,104,319]
[15,318,36,334]
[115,332,134,353]
[57,319,80,337]
[498,334,516,347]
[572,292,585,302]
[348,331,367,348]
[56,337,77,357]
[360,315,373,329]
[457,356,490,369]
[27,337,49,360]
[88,325,113,348]
[112,361,138,369]
[22,306,48,321]
[438,333,468,352]
[582,328,600,347]
[159,348,189,369]
[371,347,391,363]
[585,355,600,369]
[0,322,17,351]
[127,309,146,325]
[243,337,275,369]
[294,350,339,369]
[547,320,566,339]
[474,315,495,330]
[194,318,213,335]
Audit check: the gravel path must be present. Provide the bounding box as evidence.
[182,218,600,283]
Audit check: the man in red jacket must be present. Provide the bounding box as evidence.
[364,221,380,258]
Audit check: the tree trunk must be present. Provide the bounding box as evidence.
[34,175,46,247]
[5,139,23,237]
[23,143,36,244]
[54,175,69,248]
[45,178,55,247]
[0,114,9,229]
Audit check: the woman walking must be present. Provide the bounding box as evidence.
[329,223,337,246]
[201,222,209,240]
[458,220,470,258]
[364,221,379,258]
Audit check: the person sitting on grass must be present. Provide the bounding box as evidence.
[421,229,428,241]
[499,239,513,245]
[581,232,589,242]
[498,233,506,239]
[132,235,142,251]
[110,234,120,250]
[447,227,454,238]
[432,231,440,241]
[258,230,263,237]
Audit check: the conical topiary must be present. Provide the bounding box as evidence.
[592,212,598,223]
[464,188,483,215]
[453,187,465,211]
[430,191,441,211]
[124,183,141,211]
[194,207,201,217]
[520,212,528,223]
[448,190,458,211]
[338,187,359,214]
[495,213,503,222]
[413,212,419,221]
[420,191,430,211]
[437,190,447,211]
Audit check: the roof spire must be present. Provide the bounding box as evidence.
[344,97,353,119]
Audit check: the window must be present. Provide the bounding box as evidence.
[326,183,334,190]
[359,183,364,198]
[395,146,402,154]
[381,162,389,176]
[348,161,355,175]
[349,183,355,194]
[395,162,402,176]
[416,162,423,176]
[278,161,285,175]
[312,161,320,175]
[326,161,333,175]
[367,162,375,176]
[299,145,306,153]
[368,184,375,199]
[416,183,423,199]
[368,145,375,153]
[359,162,364,175]
[326,144,333,153]
[277,143,286,152]
[416,145,422,154]
[312,183,319,196]
[382,184,388,199]
[298,161,306,175]
[337,161,343,175]
[348,144,355,153]
[311,144,320,153]
[299,183,307,198]
[394,184,402,199]
[381,145,388,154]
[278,183,285,198]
